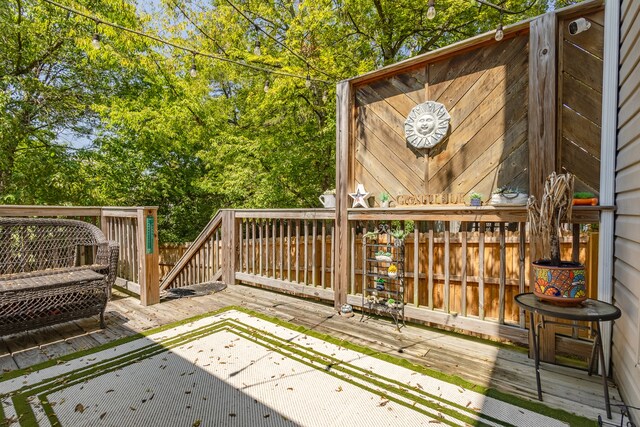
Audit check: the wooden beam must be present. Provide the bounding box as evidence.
[528,12,559,363]
[222,210,238,287]
[334,81,352,310]
[236,272,335,301]
[529,12,558,200]
[344,295,529,345]
[0,206,102,217]
[348,21,531,87]
[138,207,160,306]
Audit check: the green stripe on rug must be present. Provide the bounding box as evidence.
[0,307,596,427]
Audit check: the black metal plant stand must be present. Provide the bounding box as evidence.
[361,227,405,332]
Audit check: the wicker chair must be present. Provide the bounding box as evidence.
[0,218,119,335]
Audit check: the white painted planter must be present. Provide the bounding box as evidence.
[319,194,336,208]
[489,193,528,206]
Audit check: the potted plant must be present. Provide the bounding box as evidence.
[318,189,336,208]
[375,277,386,291]
[490,186,528,206]
[380,192,391,208]
[527,172,586,305]
[375,250,393,262]
[573,191,598,206]
[469,192,483,207]
[390,227,409,246]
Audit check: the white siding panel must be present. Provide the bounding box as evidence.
[614,260,640,302]
[614,0,640,421]
[615,189,640,216]
[615,162,640,192]
[620,0,640,61]
[614,238,640,272]
[618,83,640,127]
[615,217,640,244]
[617,113,640,154]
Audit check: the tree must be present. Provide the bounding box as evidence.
[0,0,586,242]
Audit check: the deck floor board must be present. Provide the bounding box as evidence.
[0,284,624,423]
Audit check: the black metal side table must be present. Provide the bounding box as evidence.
[514,292,622,419]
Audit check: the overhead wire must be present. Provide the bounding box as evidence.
[220,0,338,80]
[38,0,332,83]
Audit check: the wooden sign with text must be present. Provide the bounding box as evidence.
[396,193,466,206]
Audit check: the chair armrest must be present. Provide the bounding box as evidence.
[106,241,119,298]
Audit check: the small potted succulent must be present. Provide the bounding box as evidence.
[390,228,409,245]
[490,186,528,206]
[375,250,393,262]
[387,264,398,279]
[375,277,386,291]
[573,191,598,206]
[469,192,483,207]
[380,192,391,208]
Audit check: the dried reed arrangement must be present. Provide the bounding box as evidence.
[527,172,575,266]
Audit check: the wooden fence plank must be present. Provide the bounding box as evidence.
[287,221,292,281]
[321,221,327,288]
[461,222,468,316]
[499,223,506,324]
[479,223,486,320]
[413,226,419,307]
[444,223,450,313]
[428,223,434,309]
[312,220,317,286]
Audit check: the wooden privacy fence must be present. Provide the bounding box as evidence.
[163,207,600,344]
[0,205,160,306]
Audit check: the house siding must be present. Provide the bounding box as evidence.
[613,0,640,420]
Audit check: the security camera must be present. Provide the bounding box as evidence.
[568,18,591,35]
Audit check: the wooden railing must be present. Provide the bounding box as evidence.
[159,210,226,290]
[160,206,602,345]
[0,205,160,306]
[234,210,336,300]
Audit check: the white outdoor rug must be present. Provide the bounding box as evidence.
[0,307,593,426]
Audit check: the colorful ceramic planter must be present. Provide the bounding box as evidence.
[532,260,587,305]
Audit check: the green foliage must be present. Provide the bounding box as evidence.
[493,186,521,195]
[573,191,596,199]
[391,228,409,241]
[0,0,586,242]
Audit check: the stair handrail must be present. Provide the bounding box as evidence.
[159,209,225,290]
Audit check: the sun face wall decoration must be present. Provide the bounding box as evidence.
[404,101,451,149]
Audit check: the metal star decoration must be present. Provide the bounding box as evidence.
[349,184,370,208]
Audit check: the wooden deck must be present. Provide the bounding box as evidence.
[0,284,624,423]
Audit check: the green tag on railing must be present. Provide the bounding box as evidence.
[146,215,154,254]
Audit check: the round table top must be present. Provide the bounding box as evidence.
[514,293,622,321]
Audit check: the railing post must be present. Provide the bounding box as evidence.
[138,207,160,306]
[334,80,351,310]
[222,210,237,286]
[529,11,558,363]
[99,208,109,238]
